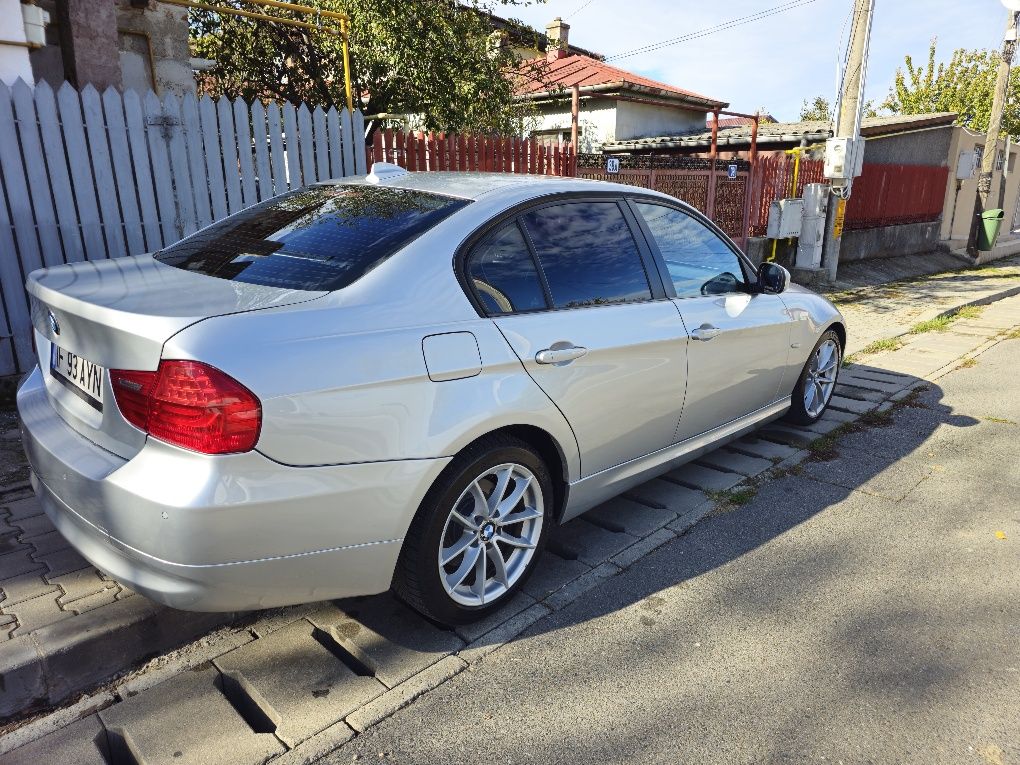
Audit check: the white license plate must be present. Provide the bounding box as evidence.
[50,344,104,410]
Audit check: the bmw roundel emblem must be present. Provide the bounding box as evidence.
[47,310,60,336]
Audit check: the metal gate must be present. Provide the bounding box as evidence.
[575,154,753,247]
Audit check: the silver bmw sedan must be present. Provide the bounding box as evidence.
[18,167,844,625]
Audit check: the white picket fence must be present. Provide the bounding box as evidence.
[0,78,367,377]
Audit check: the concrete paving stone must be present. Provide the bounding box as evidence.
[33,546,91,577]
[731,436,799,461]
[344,655,467,734]
[547,517,638,567]
[11,512,55,540]
[310,594,465,689]
[827,395,877,414]
[522,551,590,601]
[25,530,71,557]
[666,463,743,492]
[214,618,386,747]
[100,665,284,765]
[611,527,676,570]
[2,713,108,765]
[9,590,72,636]
[544,561,621,611]
[50,568,116,605]
[459,602,552,665]
[452,591,535,644]
[3,497,43,521]
[67,587,121,615]
[0,636,45,716]
[0,568,57,607]
[584,495,676,536]
[626,478,706,514]
[696,449,774,477]
[757,424,817,448]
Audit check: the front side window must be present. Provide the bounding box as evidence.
[635,203,746,299]
[467,223,548,315]
[156,185,470,291]
[522,202,652,309]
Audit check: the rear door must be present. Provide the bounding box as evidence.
[629,200,794,441]
[467,199,689,477]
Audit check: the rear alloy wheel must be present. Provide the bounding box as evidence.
[394,436,552,625]
[785,330,842,425]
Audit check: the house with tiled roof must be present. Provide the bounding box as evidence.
[514,18,727,152]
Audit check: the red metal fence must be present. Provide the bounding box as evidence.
[368,129,575,176]
[844,163,950,230]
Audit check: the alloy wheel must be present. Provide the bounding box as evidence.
[438,463,544,607]
[804,338,840,418]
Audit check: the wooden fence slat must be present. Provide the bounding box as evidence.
[282,102,300,189]
[352,109,367,173]
[123,88,163,250]
[162,92,197,238]
[232,98,257,207]
[0,81,33,372]
[11,80,64,268]
[266,102,287,195]
[34,81,84,262]
[313,106,329,180]
[0,155,28,375]
[326,107,343,178]
[297,103,316,184]
[103,87,146,253]
[181,91,213,229]
[340,108,356,176]
[57,82,108,259]
[198,94,228,221]
[143,89,180,244]
[81,85,127,257]
[251,100,273,201]
[216,97,243,212]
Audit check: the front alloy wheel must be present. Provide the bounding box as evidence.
[394,435,552,625]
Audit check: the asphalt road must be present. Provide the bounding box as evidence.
[328,337,1020,765]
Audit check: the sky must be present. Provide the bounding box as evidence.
[504,0,1013,121]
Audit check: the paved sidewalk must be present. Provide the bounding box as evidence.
[0,261,1018,733]
[826,254,1020,355]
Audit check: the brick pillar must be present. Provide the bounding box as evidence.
[57,0,122,90]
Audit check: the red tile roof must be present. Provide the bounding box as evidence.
[516,54,725,107]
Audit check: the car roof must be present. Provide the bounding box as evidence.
[320,170,676,205]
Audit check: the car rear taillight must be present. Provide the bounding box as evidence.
[110,361,261,455]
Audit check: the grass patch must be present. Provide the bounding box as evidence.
[705,486,758,514]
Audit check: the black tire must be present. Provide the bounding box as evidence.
[392,434,553,626]
[785,329,842,425]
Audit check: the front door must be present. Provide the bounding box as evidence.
[630,201,794,441]
[465,200,688,477]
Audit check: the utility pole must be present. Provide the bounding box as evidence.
[821,0,875,283]
[966,9,1018,256]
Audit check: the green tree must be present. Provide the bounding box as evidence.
[799,95,832,121]
[190,1,546,138]
[883,38,1020,135]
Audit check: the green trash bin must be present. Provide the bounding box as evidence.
[978,208,1005,252]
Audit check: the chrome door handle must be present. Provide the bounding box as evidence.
[535,346,589,365]
[691,324,721,341]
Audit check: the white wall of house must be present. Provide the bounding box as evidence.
[531,96,708,151]
[0,0,34,86]
[615,100,705,141]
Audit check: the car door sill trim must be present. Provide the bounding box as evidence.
[561,397,791,522]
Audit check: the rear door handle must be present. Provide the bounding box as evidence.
[691,324,721,341]
[535,345,589,365]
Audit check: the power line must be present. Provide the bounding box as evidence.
[604,0,821,62]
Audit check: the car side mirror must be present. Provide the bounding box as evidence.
[757,262,789,295]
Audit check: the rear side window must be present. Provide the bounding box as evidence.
[521,202,652,309]
[156,186,470,291]
[467,223,548,315]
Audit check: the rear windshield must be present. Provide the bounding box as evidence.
[155,185,470,291]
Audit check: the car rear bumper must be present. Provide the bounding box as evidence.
[18,366,450,611]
